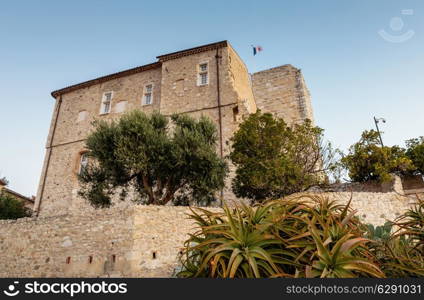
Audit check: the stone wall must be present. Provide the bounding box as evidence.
[0,190,415,278]
[35,41,315,217]
[0,204,219,278]
[35,67,163,216]
[314,192,413,226]
[252,65,314,125]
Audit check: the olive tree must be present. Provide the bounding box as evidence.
[78,110,228,207]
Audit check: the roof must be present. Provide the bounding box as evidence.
[51,62,161,98]
[2,187,34,203]
[51,40,229,98]
[156,40,228,61]
[0,178,7,186]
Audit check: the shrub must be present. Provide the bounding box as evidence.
[373,237,424,278]
[405,137,424,175]
[365,222,392,243]
[0,192,31,220]
[341,130,414,183]
[393,199,424,250]
[229,111,333,203]
[365,199,424,277]
[177,195,384,278]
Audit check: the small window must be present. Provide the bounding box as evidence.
[100,92,113,114]
[199,63,208,72]
[233,106,239,122]
[200,73,208,85]
[78,152,89,175]
[197,62,209,86]
[142,84,153,105]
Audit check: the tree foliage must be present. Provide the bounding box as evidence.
[229,111,330,202]
[0,192,31,220]
[341,130,414,183]
[405,136,424,175]
[78,110,228,207]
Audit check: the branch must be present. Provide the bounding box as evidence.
[159,177,178,205]
[142,175,155,204]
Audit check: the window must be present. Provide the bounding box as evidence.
[233,106,239,122]
[200,73,208,85]
[199,63,208,72]
[100,92,113,114]
[78,152,89,175]
[142,84,153,105]
[197,62,209,86]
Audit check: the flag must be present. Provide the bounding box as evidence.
[252,45,263,56]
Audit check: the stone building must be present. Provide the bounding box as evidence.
[34,40,314,217]
[0,178,34,210]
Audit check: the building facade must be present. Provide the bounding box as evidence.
[34,41,314,216]
[0,178,34,210]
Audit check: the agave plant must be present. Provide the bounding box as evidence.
[177,195,384,278]
[372,237,424,278]
[178,203,294,278]
[368,199,424,277]
[306,223,384,278]
[393,199,424,248]
[270,196,383,277]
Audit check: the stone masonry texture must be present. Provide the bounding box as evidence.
[0,192,414,278]
[1,41,414,278]
[34,41,313,216]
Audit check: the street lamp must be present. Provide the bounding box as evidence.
[373,116,386,147]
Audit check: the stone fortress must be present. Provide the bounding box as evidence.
[33,40,313,217]
[0,41,416,278]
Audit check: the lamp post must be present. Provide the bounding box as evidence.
[373,116,386,147]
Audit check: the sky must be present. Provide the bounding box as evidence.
[0,0,423,196]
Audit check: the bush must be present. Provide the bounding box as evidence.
[0,192,31,220]
[341,130,414,183]
[178,195,424,278]
[405,137,424,175]
[178,195,384,278]
[229,111,332,203]
[366,199,424,277]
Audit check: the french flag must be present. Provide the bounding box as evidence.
[252,45,263,56]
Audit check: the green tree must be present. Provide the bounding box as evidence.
[229,111,329,202]
[341,130,414,183]
[78,110,228,207]
[405,136,424,175]
[0,192,31,220]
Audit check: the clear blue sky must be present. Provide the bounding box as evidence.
[1,0,423,196]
